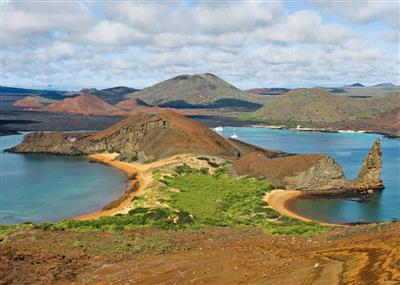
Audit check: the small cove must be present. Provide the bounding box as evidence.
[0,133,127,224]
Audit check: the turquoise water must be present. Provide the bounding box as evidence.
[222,127,400,223]
[0,134,127,224]
[1,129,399,224]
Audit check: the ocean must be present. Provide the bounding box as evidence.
[222,127,400,223]
[0,133,127,224]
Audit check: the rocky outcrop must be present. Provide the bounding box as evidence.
[7,131,90,155]
[232,152,351,192]
[354,139,384,190]
[232,139,384,195]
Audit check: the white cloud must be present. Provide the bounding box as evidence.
[35,41,75,61]
[251,10,352,45]
[79,21,149,46]
[2,1,399,89]
[3,2,95,46]
[309,0,399,26]
[100,1,285,34]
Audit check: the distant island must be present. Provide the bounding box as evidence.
[2,74,399,138]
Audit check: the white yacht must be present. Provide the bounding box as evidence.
[214,126,223,132]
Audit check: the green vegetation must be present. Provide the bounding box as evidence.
[250,89,400,124]
[0,223,34,241]
[28,164,326,236]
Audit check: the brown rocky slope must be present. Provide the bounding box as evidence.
[1,223,399,285]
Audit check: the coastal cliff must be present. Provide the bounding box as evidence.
[232,139,383,195]
[7,110,384,195]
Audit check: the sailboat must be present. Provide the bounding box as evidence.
[230,127,239,139]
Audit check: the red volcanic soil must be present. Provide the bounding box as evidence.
[42,94,126,116]
[1,223,399,284]
[115,98,151,111]
[13,98,44,109]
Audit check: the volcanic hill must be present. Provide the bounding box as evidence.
[254,88,400,123]
[86,109,240,161]
[126,73,267,109]
[14,97,44,109]
[41,94,125,116]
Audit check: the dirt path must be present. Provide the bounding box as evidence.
[264,190,343,227]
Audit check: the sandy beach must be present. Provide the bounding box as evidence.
[76,153,147,220]
[264,190,342,226]
[75,153,202,220]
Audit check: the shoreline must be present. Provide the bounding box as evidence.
[249,123,399,139]
[74,153,198,221]
[264,190,343,227]
[75,153,146,221]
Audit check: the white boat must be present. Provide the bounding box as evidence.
[214,126,223,132]
[230,128,239,139]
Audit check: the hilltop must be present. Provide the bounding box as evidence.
[41,94,125,116]
[87,110,240,161]
[253,88,400,124]
[127,73,267,109]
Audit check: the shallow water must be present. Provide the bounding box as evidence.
[222,127,400,223]
[0,134,127,224]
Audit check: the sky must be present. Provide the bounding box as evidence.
[1,0,399,90]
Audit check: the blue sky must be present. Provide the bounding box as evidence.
[2,0,399,90]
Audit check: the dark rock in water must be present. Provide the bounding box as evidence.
[354,139,384,190]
